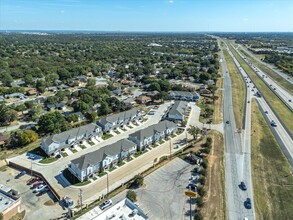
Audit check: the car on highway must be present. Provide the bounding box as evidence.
[100,200,112,210]
[289,99,292,102]
[247,101,250,103]
[239,181,247,191]
[244,198,252,209]
[270,120,277,127]
[226,121,229,124]
[264,111,268,114]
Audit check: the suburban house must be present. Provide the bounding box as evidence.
[169,91,199,101]
[63,111,85,121]
[4,93,26,99]
[96,109,142,132]
[136,95,152,104]
[166,101,188,122]
[128,120,178,151]
[199,88,212,95]
[46,103,67,111]
[26,89,38,96]
[68,139,137,181]
[41,123,102,156]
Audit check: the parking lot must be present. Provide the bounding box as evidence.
[0,166,64,220]
[134,158,196,220]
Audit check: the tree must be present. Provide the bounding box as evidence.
[0,72,13,86]
[74,101,90,113]
[17,129,38,146]
[132,174,144,188]
[99,101,112,116]
[38,111,66,134]
[126,190,137,202]
[199,175,206,185]
[86,78,96,87]
[24,74,34,86]
[86,112,97,122]
[197,185,206,197]
[66,114,79,123]
[196,197,204,208]
[0,104,18,126]
[30,103,42,121]
[187,125,201,141]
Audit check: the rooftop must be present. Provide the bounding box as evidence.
[0,186,18,213]
[78,198,148,220]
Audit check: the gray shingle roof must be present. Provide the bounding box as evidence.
[43,123,100,147]
[129,120,177,142]
[97,109,140,126]
[168,101,188,117]
[71,139,136,171]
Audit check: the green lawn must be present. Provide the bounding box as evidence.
[114,130,121,134]
[109,166,117,172]
[80,145,86,149]
[39,157,57,164]
[251,101,293,220]
[127,125,133,129]
[118,161,126,167]
[102,133,113,140]
[121,128,127,131]
[159,140,164,144]
[61,152,68,157]
[70,148,77,153]
[98,171,107,177]
[222,45,246,129]
[88,140,95,146]
[229,43,293,133]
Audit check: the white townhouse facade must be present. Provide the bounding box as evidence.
[169,91,199,101]
[96,109,143,132]
[41,123,102,156]
[128,120,178,151]
[68,139,137,182]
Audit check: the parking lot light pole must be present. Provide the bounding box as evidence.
[79,189,83,211]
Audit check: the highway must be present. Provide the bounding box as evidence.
[236,43,293,85]
[219,41,255,220]
[225,42,293,166]
[230,44,293,111]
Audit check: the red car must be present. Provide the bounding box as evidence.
[31,181,44,189]
[27,177,41,185]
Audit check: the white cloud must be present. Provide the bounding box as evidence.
[169,0,174,3]
[60,10,65,14]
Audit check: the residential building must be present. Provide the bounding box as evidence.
[4,93,25,99]
[129,120,178,151]
[0,133,10,146]
[166,101,188,122]
[26,89,38,96]
[136,95,151,104]
[46,103,66,111]
[0,96,4,102]
[41,123,102,156]
[68,139,137,181]
[0,185,22,220]
[169,91,199,101]
[77,198,148,220]
[63,111,85,121]
[97,109,142,132]
[199,88,212,94]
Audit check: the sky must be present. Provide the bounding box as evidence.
[0,0,293,32]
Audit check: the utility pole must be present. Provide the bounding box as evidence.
[169,139,172,159]
[79,189,83,211]
[106,173,109,197]
[30,160,33,178]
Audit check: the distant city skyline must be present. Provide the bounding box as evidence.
[0,0,293,32]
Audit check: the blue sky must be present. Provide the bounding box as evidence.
[0,0,292,32]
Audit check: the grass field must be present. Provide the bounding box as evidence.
[222,47,246,129]
[213,60,224,124]
[201,131,225,219]
[239,48,293,95]
[228,43,293,133]
[251,100,293,220]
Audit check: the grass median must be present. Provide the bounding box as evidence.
[251,100,293,220]
[239,48,293,95]
[228,43,293,133]
[222,47,246,129]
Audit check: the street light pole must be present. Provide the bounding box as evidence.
[106,173,109,196]
[169,139,172,159]
[79,189,83,211]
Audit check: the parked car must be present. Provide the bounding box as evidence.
[187,183,197,192]
[31,181,44,189]
[239,181,247,191]
[33,184,47,193]
[27,177,41,185]
[15,171,26,179]
[100,200,112,210]
[36,187,49,196]
[270,120,277,127]
[244,198,252,209]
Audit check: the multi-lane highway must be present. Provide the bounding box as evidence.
[219,41,255,220]
[226,41,293,166]
[236,43,293,85]
[230,44,293,111]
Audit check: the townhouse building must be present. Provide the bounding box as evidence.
[96,109,142,132]
[169,91,199,101]
[68,139,137,181]
[41,123,102,156]
[166,101,189,122]
[128,120,178,151]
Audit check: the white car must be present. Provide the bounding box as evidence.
[33,184,47,193]
[100,200,112,210]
